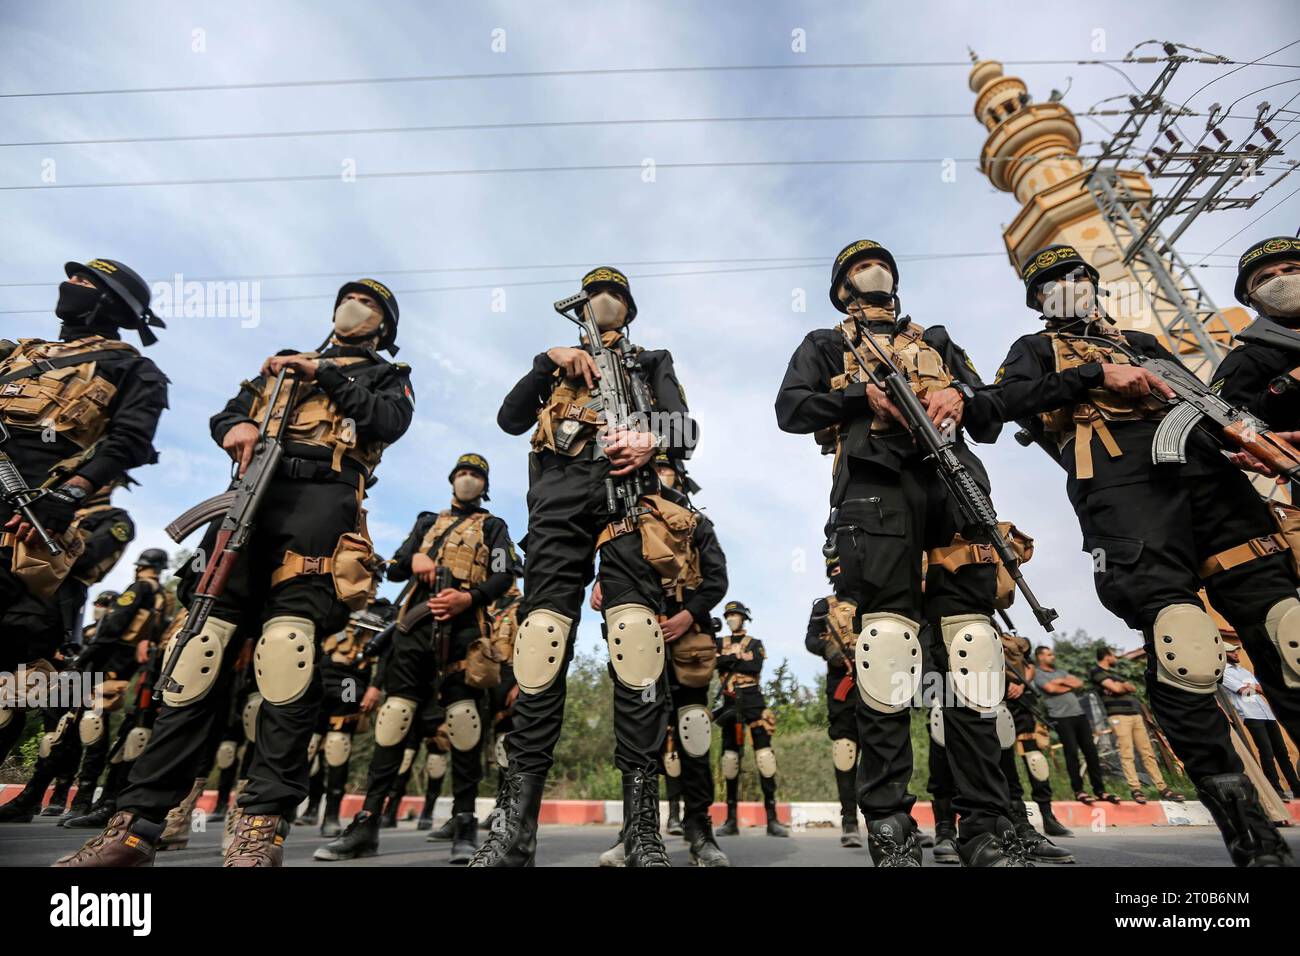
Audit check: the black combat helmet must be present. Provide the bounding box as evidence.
[448,453,490,499]
[134,548,168,572]
[1019,244,1099,309]
[829,240,900,313]
[723,600,752,621]
[335,278,400,354]
[93,590,120,607]
[581,267,638,322]
[63,258,166,345]
[1234,236,1300,306]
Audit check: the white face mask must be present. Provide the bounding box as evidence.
[334,298,381,337]
[849,262,895,295]
[1252,274,1300,318]
[453,474,485,502]
[725,613,744,634]
[587,291,629,331]
[1041,280,1095,320]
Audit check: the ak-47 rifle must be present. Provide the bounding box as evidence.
[156,369,299,696]
[0,421,64,555]
[396,567,455,673]
[362,579,416,662]
[552,291,656,532]
[840,320,1058,630]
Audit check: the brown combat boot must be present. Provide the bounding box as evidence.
[223,812,289,867]
[159,777,205,851]
[52,811,162,867]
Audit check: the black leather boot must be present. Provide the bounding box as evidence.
[958,818,1033,867]
[0,765,55,822]
[41,779,73,817]
[313,810,380,861]
[1038,802,1073,837]
[841,817,863,848]
[866,812,922,867]
[417,790,439,831]
[716,776,740,836]
[666,797,682,836]
[931,798,960,864]
[683,814,729,867]
[1010,801,1072,863]
[764,797,790,837]
[59,781,96,825]
[623,769,670,868]
[468,771,545,867]
[449,812,479,864]
[1198,773,1293,867]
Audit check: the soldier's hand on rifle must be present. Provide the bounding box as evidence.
[262,353,318,381]
[546,346,599,389]
[865,384,909,430]
[605,429,657,476]
[1007,681,1024,700]
[1227,448,1289,483]
[1101,363,1174,400]
[659,610,694,643]
[411,552,439,586]
[429,588,471,621]
[589,582,603,611]
[135,641,152,666]
[361,686,381,713]
[222,421,260,478]
[924,386,965,431]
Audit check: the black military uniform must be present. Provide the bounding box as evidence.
[983,244,1296,866]
[317,453,517,864]
[776,239,1022,867]
[57,278,412,868]
[474,267,696,868]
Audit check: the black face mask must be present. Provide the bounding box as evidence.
[55,282,108,323]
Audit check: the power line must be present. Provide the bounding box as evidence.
[1191,182,1300,265]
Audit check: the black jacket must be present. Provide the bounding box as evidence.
[1212,333,1300,431]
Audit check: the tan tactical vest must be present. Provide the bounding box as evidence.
[71,504,130,586]
[489,586,522,663]
[1039,332,1165,479]
[0,337,137,449]
[115,575,172,645]
[824,595,859,656]
[831,319,953,435]
[721,633,760,692]
[530,331,638,455]
[247,355,385,474]
[419,509,491,586]
[322,617,374,667]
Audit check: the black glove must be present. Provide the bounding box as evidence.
[28,486,80,536]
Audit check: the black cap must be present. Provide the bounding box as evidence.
[449,453,490,498]
[581,266,637,322]
[335,278,400,353]
[829,240,899,313]
[723,601,752,621]
[1020,244,1099,309]
[64,259,166,346]
[1235,236,1300,306]
[93,589,120,606]
[135,548,167,572]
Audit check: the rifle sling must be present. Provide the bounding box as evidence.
[0,348,130,388]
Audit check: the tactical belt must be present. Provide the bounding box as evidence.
[552,402,601,426]
[928,540,998,572]
[595,515,639,549]
[271,551,333,588]
[277,455,366,485]
[1069,405,1122,481]
[730,674,759,689]
[1199,533,1289,578]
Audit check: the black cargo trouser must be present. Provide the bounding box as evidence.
[717,685,776,804]
[511,454,669,776]
[666,673,714,823]
[1007,695,1054,805]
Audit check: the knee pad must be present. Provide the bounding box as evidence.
[123,726,152,762]
[0,707,11,730]
[39,731,58,759]
[514,609,571,695]
[1153,604,1224,695]
[446,699,482,752]
[1025,749,1050,782]
[855,612,922,714]
[1265,596,1300,690]
[241,693,263,743]
[928,702,945,747]
[399,747,416,775]
[604,604,665,690]
[216,740,238,770]
[374,696,417,747]
[253,615,316,705]
[755,746,778,779]
[676,704,712,758]
[426,750,448,778]
[306,732,322,764]
[664,748,681,778]
[994,704,1015,750]
[324,731,352,767]
[940,614,1004,713]
[79,712,106,746]
[493,734,508,771]
[721,750,740,780]
[832,737,857,772]
[162,616,238,708]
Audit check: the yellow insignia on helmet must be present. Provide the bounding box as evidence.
[116,592,137,606]
[86,259,118,274]
[358,279,392,300]
[836,240,883,268]
[582,268,628,289]
[111,522,131,542]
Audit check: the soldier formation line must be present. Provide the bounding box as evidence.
[2,235,1300,867]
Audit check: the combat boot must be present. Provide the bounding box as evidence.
[623,769,670,868]
[666,796,683,836]
[0,772,51,823]
[958,820,1033,867]
[59,782,95,825]
[449,812,479,865]
[764,798,790,838]
[223,813,289,867]
[427,816,455,841]
[1038,801,1073,837]
[867,813,922,867]
[314,810,380,861]
[63,799,115,829]
[378,796,400,829]
[598,839,627,867]
[683,814,729,867]
[417,791,438,831]
[1198,772,1294,867]
[716,799,739,836]
[841,817,863,848]
[931,798,960,864]
[53,811,162,867]
[295,795,321,827]
[1009,801,1072,863]
[41,779,72,817]
[468,770,545,867]
[159,778,205,851]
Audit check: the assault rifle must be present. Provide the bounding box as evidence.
[156,369,299,696]
[553,291,655,531]
[0,422,63,555]
[839,321,1058,630]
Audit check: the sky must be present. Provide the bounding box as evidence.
[2,1,1298,681]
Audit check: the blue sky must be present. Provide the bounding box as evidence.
[2,1,1298,680]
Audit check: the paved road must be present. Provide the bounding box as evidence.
[4,815,1297,866]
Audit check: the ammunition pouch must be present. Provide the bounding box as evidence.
[928,523,1033,610]
[270,532,376,611]
[669,626,717,688]
[5,528,86,601]
[464,632,503,690]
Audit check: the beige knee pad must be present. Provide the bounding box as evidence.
[676,704,712,758]
[374,696,417,747]
[446,699,482,752]
[855,612,922,713]
[604,604,664,690]
[324,731,352,767]
[832,737,857,772]
[426,750,448,778]
[1025,750,1050,782]
[1265,596,1300,690]
[721,750,740,780]
[941,614,1004,713]
[39,731,58,759]
[514,609,571,695]
[994,704,1016,750]
[216,740,238,770]
[253,615,316,705]
[755,747,778,779]
[122,726,152,761]
[162,616,239,708]
[399,747,416,775]
[306,732,322,763]
[241,693,263,743]
[493,735,508,771]
[79,712,106,746]
[1153,604,1224,694]
[928,702,945,747]
[0,708,11,730]
[664,748,682,778]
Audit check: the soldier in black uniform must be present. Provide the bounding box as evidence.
[57,278,413,867]
[982,243,1296,866]
[0,259,167,780]
[714,601,789,838]
[475,267,696,868]
[776,239,1025,867]
[316,453,517,864]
